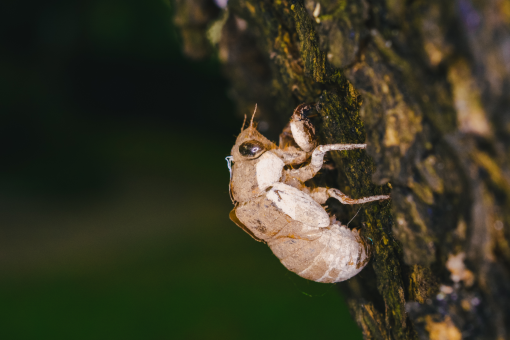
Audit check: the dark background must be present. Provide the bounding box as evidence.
[0,0,362,338]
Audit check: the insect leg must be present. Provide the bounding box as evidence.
[272,148,310,165]
[278,122,296,149]
[308,187,329,204]
[308,186,389,205]
[284,144,367,182]
[327,188,390,205]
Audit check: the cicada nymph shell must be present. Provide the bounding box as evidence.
[227,104,389,282]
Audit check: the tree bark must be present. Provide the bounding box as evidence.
[174,0,510,339]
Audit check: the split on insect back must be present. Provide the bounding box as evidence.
[225,103,390,283]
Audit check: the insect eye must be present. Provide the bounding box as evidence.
[239,140,265,158]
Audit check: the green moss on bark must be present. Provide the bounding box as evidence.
[175,0,510,338]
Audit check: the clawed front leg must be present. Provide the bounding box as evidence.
[284,144,366,182]
[272,147,310,165]
[308,187,390,205]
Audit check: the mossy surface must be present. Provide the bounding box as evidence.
[175,0,510,338]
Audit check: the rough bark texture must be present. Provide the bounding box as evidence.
[173,0,510,339]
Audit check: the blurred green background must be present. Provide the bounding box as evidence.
[0,0,362,339]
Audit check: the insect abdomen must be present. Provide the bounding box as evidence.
[268,225,369,283]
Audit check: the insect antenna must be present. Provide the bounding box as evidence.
[250,103,257,127]
[240,114,247,132]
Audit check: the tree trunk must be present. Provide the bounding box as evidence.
[173,0,510,339]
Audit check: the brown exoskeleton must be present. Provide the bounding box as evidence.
[226,104,389,283]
